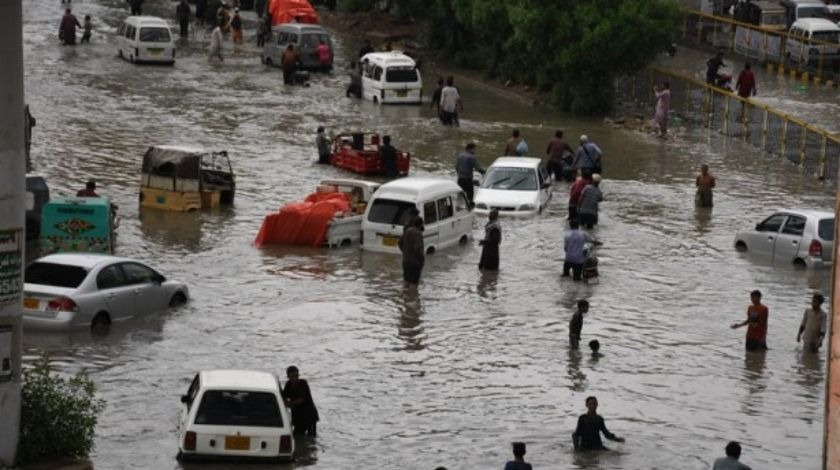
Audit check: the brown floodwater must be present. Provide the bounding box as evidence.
[21,1,837,468]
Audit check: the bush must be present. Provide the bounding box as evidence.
[340,0,379,13]
[16,356,105,465]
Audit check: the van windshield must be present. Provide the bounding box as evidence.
[797,6,827,19]
[194,390,283,427]
[385,67,419,83]
[368,199,415,225]
[139,27,171,43]
[812,31,840,43]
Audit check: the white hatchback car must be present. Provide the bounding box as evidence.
[22,253,188,331]
[474,157,552,216]
[734,209,834,267]
[178,370,294,462]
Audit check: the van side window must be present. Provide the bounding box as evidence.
[289,33,298,44]
[118,24,125,36]
[455,193,469,213]
[437,197,453,220]
[363,63,374,78]
[277,32,288,45]
[373,66,383,81]
[185,374,199,410]
[423,201,438,224]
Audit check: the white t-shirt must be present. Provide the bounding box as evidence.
[210,27,223,49]
[440,86,460,113]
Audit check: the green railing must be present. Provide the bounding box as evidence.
[617,66,840,182]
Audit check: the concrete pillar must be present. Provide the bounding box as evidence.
[0,0,25,465]
[828,189,840,468]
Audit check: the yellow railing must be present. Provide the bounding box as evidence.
[618,66,840,182]
[682,9,840,84]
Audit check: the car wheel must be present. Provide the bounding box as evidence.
[91,312,111,335]
[340,238,352,247]
[169,292,187,307]
[265,57,272,67]
[793,258,807,268]
[426,246,435,255]
[735,241,747,252]
[458,235,468,246]
[118,49,123,59]
[373,96,379,104]
[129,54,135,63]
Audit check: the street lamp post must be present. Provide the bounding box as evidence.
[0,0,25,465]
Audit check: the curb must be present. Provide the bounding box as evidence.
[764,62,838,88]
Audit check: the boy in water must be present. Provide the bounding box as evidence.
[731,290,769,351]
[569,299,589,349]
[589,339,603,358]
[81,15,92,43]
[504,442,532,470]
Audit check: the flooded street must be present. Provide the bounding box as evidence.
[21,1,837,469]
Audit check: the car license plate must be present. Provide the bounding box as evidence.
[382,235,399,247]
[224,435,250,450]
[148,48,163,56]
[23,298,39,309]
[396,90,407,97]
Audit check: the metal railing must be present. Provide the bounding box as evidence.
[617,66,840,183]
[682,10,840,83]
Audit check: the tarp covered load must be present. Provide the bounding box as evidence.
[268,0,318,25]
[254,192,350,247]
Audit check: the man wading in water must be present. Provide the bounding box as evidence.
[572,396,625,451]
[398,216,425,287]
[478,209,501,271]
[731,290,769,351]
[695,164,715,208]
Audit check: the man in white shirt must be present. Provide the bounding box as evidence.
[439,76,461,127]
[797,293,827,353]
[208,19,224,62]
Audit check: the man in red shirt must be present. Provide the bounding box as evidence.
[568,168,593,221]
[731,290,768,351]
[76,180,99,198]
[735,63,757,122]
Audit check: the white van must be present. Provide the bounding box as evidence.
[117,16,176,65]
[361,178,473,254]
[262,23,334,71]
[360,52,423,104]
[787,18,840,64]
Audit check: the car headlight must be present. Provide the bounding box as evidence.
[476,203,488,210]
[518,204,535,211]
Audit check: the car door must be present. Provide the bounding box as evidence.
[436,196,456,247]
[120,262,168,317]
[453,191,473,237]
[95,263,137,322]
[422,199,439,250]
[749,213,787,257]
[774,213,806,262]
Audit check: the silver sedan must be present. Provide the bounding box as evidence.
[22,253,189,332]
[734,209,834,268]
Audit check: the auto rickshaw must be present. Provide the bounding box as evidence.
[139,145,236,212]
[39,197,117,255]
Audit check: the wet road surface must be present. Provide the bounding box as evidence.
[21,1,837,468]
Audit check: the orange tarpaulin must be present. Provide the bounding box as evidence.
[254,193,350,247]
[268,0,319,26]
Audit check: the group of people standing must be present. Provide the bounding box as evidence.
[431,76,463,126]
[58,8,92,45]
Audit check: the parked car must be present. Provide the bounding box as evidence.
[117,16,176,65]
[473,157,552,216]
[362,177,473,254]
[733,209,834,267]
[177,370,294,462]
[262,23,333,71]
[22,253,188,331]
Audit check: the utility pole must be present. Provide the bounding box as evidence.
[0,0,25,465]
[828,187,840,469]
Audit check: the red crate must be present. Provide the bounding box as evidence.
[329,133,410,176]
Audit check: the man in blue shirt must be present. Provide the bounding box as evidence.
[455,142,485,207]
[574,135,603,174]
[563,219,598,281]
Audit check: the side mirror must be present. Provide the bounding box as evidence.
[755,223,761,231]
[180,395,190,404]
[541,182,552,189]
[153,274,166,285]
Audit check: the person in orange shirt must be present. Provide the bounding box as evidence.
[731,290,769,351]
[695,164,716,207]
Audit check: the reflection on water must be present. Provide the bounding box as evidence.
[20,0,837,467]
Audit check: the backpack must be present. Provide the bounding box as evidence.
[515,139,529,156]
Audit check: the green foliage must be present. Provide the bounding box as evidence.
[17,356,105,465]
[339,0,379,13]
[414,0,683,114]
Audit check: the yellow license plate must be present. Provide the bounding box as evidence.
[382,235,399,247]
[396,90,407,97]
[148,48,163,56]
[224,435,250,450]
[24,298,38,309]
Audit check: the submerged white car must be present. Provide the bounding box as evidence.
[734,209,834,267]
[23,253,188,331]
[474,157,552,216]
[178,370,294,462]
